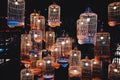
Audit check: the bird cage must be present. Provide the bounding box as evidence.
[48,3,61,27]
[81,56,92,80]
[21,33,32,60]
[29,50,39,68]
[91,56,102,79]
[108,58,120,80]
[30,10,39,30]
[51,43,61,62]
[43,56,54,80]
[69,66,81,80]
[69,47,81,79]
[69,47,81,66]
[29,30,42,51]
[108,2,120,27]
[77,7,97,44]
[7,0,25,28]
[94,28,110,58]
[21,64,34,80]
[45,28,55,50]
[56,34,72,57]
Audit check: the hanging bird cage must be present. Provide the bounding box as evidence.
[56,34,72,56]
[51,43,61,62]
[21,33,32,59]
[45,28,55,50]
[91,56,102,79]
[81,56,92,80]
[7,0,25,28]
[77,7,97,44]
[69,47,81,79]
[48,2,61,27]
[108,58,120,80]
[21,64,34,80]
[94,27,110,58]
[69,47,81,66]
[108,2,120,27]
[30,10,39,30]
[29,30,43,51]
[43,56,54,80]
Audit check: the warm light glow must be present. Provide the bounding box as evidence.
[53,8,57,12]
[113,6,117,10]
[93,61,97,64]
[15,1,18,5]
[39,62,43,66]
[100,36,104,40]
[61,41,65,45]
[26,43,30,46]
[49,33,52,37]
[66,40,69,43]
[73,53,77,56]
[47,60,51,64]
[38,19,41,22]
[34,34,38,38]
[26,73,30,76]
[34,54,37,57]
[85,62,89,66]
[54,48,58,51]
[114,69,118,72]
[87,18,90,22]
[80,22,84,25]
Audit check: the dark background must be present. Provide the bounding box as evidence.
[0,0,120,80]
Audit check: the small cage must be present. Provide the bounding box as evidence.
[94,29,110,58]
[48,3,61,27]
[69,47,81,66]
[21,65,34,80]
[43,56,54,80]
[46,28,55,50]
[56,34,72,56]
[108,2,120,27]
[7,0,25,28]
[29,30,43,51]
[21,34,32,58]
[69,66,81,80]
[108,58,120,80]
[77,7,97,44]
[51,43,62,62]
[30,10,39,30]
[91,56,102,79]
[81,56,92,80]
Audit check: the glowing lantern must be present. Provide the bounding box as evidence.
[30,10,39,30]
[77,7,97,44]
[56,34,72,56]
[81,56,92,80]
[21,64,34,80]
[91,56,102,79]
[29,30,42,51]
[48,3,61,27]
[29,50,39,68]
[108,58,120,80]
[69,47,81,79]
[43,56,54,80]
[108,2,120,27]
[51,43,61,62]
[21,33,32,59]
[7,0,25,28]
[94,28,110,58]
[46,28,55,50]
